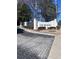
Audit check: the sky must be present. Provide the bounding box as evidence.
[50,0,61,22]
[55,0,61,22]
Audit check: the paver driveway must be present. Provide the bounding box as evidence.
[17,29,54,59]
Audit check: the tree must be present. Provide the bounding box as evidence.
[17,3,32,26]
[38,0,56,21]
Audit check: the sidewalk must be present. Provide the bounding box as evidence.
[48,30,61,59]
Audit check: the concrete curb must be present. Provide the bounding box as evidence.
[20,27,55,36]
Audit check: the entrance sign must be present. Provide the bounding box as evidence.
[34,19,57,30]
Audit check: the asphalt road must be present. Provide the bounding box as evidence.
[17,29,54,59]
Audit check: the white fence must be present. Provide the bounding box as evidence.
[34,18,58,30]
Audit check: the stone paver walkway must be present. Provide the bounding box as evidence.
[17,29,54,59]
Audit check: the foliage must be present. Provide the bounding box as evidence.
[57,20,61,29]
[58,20,61,26]
[39,0,56,21]
[17,3,32,22]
